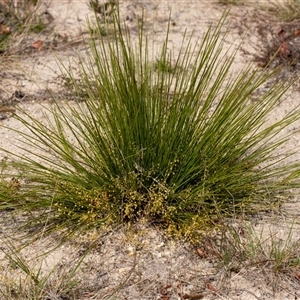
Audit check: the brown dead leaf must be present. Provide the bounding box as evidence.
[32,40,43,50]
[293,271,300,281]
[277,28,285,36]
[196,247,209,259]
[0,24,11,34]
[279,41,290,56]
[183,293,205,299]
[160,284,172,299]
[206,282,217,292]
[295,29,300,37]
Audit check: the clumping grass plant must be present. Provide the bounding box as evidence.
[1,11,300,240]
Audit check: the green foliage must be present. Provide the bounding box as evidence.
[29,18,46,34]
[1,11,300,240]
[218,0,241,5]
[153,58,178,74]
[0,33,10,54]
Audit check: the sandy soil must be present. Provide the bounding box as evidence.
[1,1,300,299]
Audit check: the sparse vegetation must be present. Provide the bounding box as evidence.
[215,221,300,273]
[0,240,87,300]
[271,0,300,21]
[0,0,46,54]
[196,219,300,292]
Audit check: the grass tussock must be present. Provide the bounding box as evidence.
[1,11,300,241]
